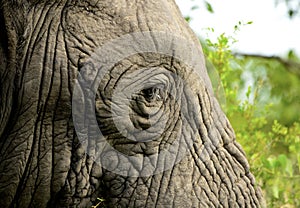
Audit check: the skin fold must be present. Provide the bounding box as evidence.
[0,0,264,207]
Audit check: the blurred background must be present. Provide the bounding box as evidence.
[176,0,300,55]
[175,0,300,207]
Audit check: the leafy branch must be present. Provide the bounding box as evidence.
[234,52,300,77]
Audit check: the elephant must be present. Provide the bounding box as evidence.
[0,0,264,207]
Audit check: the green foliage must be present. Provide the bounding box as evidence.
[204,1,214,13]
[238,55,300,126]
[203,24,300,207]
[185,16,192,23]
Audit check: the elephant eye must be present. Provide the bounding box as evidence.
[141,85,165,102]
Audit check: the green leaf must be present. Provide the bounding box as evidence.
[287,49,297,60]
[205,1,214,13]
[272,184,280,199]
[288,9,295,18]
[277,154,287,167]
[184,16,191,23]
[285,159,293,177]
[267,157,277,170]
[246,86,252,99]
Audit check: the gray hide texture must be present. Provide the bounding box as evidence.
[0,0,264,207]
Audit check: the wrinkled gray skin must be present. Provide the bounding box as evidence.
[0,0,263,207]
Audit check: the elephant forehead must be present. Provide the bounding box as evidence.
[62,0,196,54]
[65,0,181,33]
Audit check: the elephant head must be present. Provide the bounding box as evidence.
[0,0,264,207]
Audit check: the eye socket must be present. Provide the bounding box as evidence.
[141,85,165,102]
